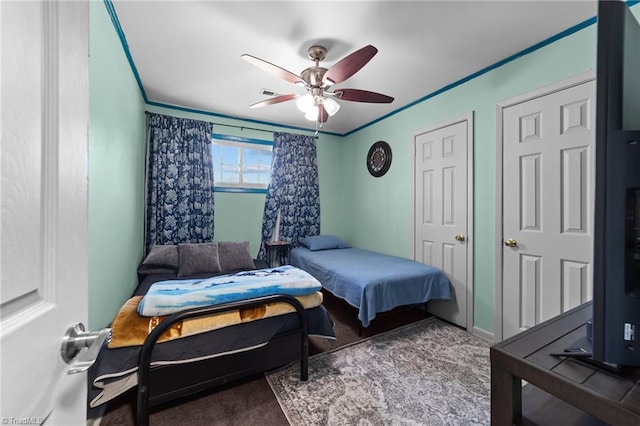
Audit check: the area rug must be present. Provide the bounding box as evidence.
[266,317,491,425]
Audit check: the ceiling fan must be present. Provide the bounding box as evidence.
[241,45,394,125]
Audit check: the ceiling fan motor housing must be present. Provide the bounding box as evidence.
[302,45,331,90]
[301,67,328,88]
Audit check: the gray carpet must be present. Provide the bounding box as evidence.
[266,317,491,425]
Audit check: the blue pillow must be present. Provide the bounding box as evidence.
[301,235,350,251]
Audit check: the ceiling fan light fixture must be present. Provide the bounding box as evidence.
[296,92,315,113]
[304,106,319,121]
[322,97,340,116]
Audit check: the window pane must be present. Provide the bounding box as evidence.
[258,170,270,186]
[257,149,271,167]
[221,146,238,164]
[243,147,260,164]
[262,150,272,185]
[221,164,240,184]
[242,164,270,184]
[211,139,272,189]
[242,147,270,185]
[211,145,222,182]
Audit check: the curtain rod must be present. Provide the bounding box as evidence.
[212,122,275,134]
[212,122,319,139]
[144,111,318,138]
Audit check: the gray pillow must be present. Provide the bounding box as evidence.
[177,242,221,277]
[218,241,256,272]
[138,244,179,274]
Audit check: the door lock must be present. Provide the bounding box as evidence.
[504,238,518,248]
[61,323,110,374]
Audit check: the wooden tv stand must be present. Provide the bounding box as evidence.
[490,302,640,425]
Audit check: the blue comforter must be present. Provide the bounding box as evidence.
[138,265,321,317]
[290,247,451,327]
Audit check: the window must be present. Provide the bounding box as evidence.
[211,134,272,193]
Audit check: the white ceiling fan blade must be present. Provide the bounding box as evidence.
[249,94,298,108]
[241,54,306,86]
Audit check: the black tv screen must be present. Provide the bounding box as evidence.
[593,0,640,367]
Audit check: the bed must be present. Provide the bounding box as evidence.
[87,241,335,425]
[290,235,452,327]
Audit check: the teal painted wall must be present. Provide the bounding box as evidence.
[144,105,345,258]
[88,1,147,329]
[91,3,640,335]
[343,24,599,334]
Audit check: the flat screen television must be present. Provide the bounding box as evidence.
[592,0,640,367]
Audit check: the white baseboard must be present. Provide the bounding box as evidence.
[472,326,495,343]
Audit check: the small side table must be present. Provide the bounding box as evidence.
[490,301,640,425]
[265,240,291,267]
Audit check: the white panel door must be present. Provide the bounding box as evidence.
[1,1,89,424]
[502,81,595,339]
[414,119,469,328]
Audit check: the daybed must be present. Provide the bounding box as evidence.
[88,241,335,425]
[290,235,452,327]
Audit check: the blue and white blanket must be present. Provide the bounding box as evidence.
[137,265,322,317]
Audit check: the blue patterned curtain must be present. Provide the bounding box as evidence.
[145,113,214,252]
[258,132,320,260]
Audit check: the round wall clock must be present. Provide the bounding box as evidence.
[366,141,392,177]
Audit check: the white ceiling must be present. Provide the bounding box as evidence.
[111,1,598,135]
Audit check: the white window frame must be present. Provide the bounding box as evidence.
[211,134,273,193]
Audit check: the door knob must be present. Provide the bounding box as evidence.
[61,323,111,374]
[455,234,465,242]
[504,238,518,248]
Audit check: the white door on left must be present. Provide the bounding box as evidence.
[1,1,89,424]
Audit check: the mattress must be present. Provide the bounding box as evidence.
[290,247,452,327]
[88,268,335,408]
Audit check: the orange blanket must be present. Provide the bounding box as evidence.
[108,292,323,348]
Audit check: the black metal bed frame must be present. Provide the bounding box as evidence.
[135,294,309,426]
